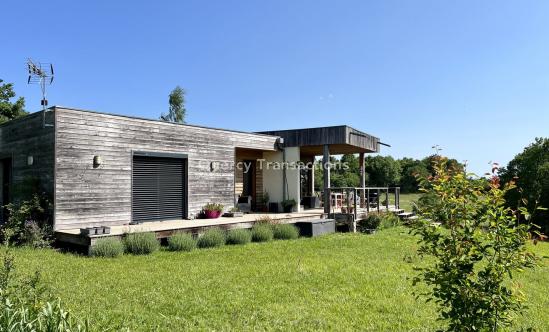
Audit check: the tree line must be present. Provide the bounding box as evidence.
[314,154,464,193]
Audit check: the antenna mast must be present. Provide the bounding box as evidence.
[27,58,54,127]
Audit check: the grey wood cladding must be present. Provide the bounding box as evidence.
[53,107,279,230]
[0,112,55,201]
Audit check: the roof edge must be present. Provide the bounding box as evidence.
[51,105,280,139]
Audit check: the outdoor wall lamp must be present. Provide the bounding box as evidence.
[27,155,34,166]
[93,155,102,168]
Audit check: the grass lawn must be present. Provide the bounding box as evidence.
[398,193,422,212]
[12,228,549,331]
[388,192,422,212]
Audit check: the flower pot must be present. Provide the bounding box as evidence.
[204,210,222,219]
[283,205,293,213]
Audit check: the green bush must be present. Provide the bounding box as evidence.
[197,228,226,248]
[90,238,124,257]
[226,229,252,245]
[3,193,53,247]
[357,213,401,232]
[357,214,381,233]
[123,232,159,255]
[378,213,401,229]
[167,232,196,252]
[273,224,299,240]
[412,157,537,330]
[251,224,273,242]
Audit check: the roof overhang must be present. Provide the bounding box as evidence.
[257,125,380,156]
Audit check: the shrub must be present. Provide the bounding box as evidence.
[357,214,381,233]
[197,228,226,248]
[167,232,196,252]
[123,232,159,255]
[251,223,273,242]
[412,157,537,331]
[226,229,252,245]
[2,193,52,247]
[90,238,124,257]
[273,224,299,240]
[378,213,401,229]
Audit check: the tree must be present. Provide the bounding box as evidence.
[422,155,464,175]
[398,157,429,193]
[0,79,27,124]
[412,158,537,331]
[499,137,549,233]
[364,156,401,186]
[161,86,186,123]
[331,154,360,187]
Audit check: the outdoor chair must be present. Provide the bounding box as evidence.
[237,196,252,213]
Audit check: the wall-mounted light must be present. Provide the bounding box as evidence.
[93,155,102,168]
[210,161,219,172]
[27,156,34,166]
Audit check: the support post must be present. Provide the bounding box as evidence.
[309,156,315,196]
[323,145,331,214]
[359,152,365,208]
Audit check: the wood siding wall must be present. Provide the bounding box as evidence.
[0,112,55,209]
[54,108,278,230]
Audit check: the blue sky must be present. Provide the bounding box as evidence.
[3,0,548,175]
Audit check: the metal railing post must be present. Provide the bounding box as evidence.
[386,187,389,211]
[354,188,358,221]
[366,188,370,214]
[377,188,380,213]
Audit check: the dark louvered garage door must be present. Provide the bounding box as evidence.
[132,156,186,223]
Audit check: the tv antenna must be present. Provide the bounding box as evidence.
[431,144,442,155]
[27,58,54,127]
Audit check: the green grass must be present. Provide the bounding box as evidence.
[398,193,423,211]
[12,228,549,331]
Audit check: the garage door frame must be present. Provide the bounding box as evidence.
[131,151,188,223]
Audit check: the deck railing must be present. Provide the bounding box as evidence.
[324,186,401,220]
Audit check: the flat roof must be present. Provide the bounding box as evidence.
[258,125,380,155]
[6,106,381,155]
[50,106,281,138]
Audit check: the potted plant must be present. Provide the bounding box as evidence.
[224,207,244,218]
[203,203,224,219]
[281,199,296,213]
[258,191,270,212]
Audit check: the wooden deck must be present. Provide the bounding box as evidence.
[55,209,327,251]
